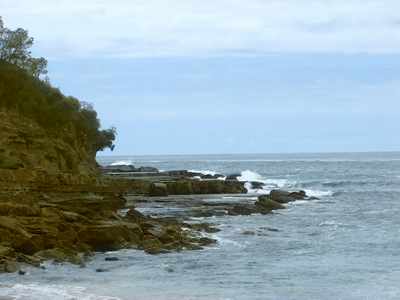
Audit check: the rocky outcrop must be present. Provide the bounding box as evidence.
[0,188,217,273]
[269,190,309,203]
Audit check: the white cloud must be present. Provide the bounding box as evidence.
[1,0,400,57]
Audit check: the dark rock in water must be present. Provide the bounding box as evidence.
[162,170,193,177]
[96,268,108,273]
[188,223,220,233]
[149,183,169,196]
[101,165,159,173]
[136,166,159,173]
[199,173,224,179]
[228,205,254,216]
[250,181,265,189]
[289,190,306,199]
[201,174,215,179]
[225,173,241,181]
[242,230,256,235]
[256,195,285,211]
[197,237,216,246]
[266,227,279,232]
[105,257,119,261]
[101,165,137,173]
[270,189,307,203]
[18,270,26,275]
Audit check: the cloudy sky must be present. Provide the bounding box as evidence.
[2,0,400,154]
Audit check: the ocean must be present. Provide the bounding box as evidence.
[1,152,400,300]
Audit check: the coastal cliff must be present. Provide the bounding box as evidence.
[0,62,221,273]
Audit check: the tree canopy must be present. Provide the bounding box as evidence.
[0,17,47,77]
[0,17,116,153]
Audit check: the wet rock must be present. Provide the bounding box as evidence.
[124,208,146,223]
[142,237,164,254]
[197,237,216,246]
[270,189,307,203]
[18,270,26,275]
[136,166,159,173]
[1,260,19,273]
[34,248,84,265]
[101,165,136,173]
[167,180,193,195]
[96,268,108,273]
[225,173,241,181]
[256,195,285,211]
[149,183,169,197]
[79,222,143,251]
[228,205,254,216]
[188,223,220,233]
[250,181,265,190]
[242,230,256,235]
[105,257,119,261]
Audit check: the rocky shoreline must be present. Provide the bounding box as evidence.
[0,162,315,274]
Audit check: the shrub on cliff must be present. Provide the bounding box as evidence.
[0,17,116,154]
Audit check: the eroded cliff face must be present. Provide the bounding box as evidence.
[0,110,98,186]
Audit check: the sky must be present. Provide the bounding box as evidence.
[1,0,400,155]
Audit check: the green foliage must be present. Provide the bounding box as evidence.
[0,17,47,78]
[0,61,116,153]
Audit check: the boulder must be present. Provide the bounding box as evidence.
[269,189,306,203]
[256,195,285,211]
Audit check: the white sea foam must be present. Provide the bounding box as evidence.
[304,189,334,198]
[110,160,133,166]
[238,170,333,199]
[238,170,266,182]
[212,235,246,248]
[0,284,121,300]
[188,169,218,176]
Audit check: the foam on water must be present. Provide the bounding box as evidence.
[110,160,133,166]
[188,169,219,176]
[239,170,332,198]
[0,284,121,300]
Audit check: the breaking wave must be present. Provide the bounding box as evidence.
[110,160,133,166]
[238,170,332,198]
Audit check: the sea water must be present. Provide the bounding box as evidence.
[1,152,400,300]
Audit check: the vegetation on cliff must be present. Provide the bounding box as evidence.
[0,17,116,172]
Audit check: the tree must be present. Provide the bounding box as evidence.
[0,16,47,77]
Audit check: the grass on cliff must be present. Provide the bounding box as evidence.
[0,60,115,153]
